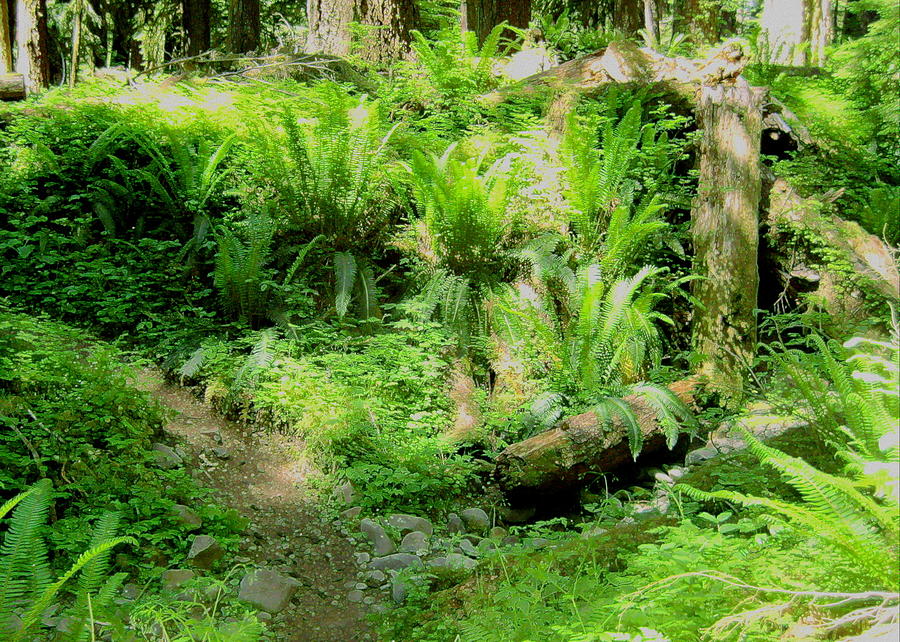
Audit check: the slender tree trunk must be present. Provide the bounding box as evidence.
[358,0,418,62]
[643,0,659,43]
[69,0,83,87]
[0,0,12,72]
[690,83,766,403]
[305,0,354,56]
[104,7,113,67]
[612,0,643,35]
[228,0,260,53]
[182,0,211,56]
[463,0,530,45]
[15,0,51,91]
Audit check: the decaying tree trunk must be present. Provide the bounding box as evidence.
[691,84,766,402]
[495,380,697,498]
[0,73,26,99]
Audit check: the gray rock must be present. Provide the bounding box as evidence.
[527,537,552,549]
[632,502,659,521]
[501,535,520,546]
[360,519,396,557]
[667,466,686,480]
[186,535,223,569]
[427,554,476,571]
[581,526,607,539]
[161,569,195,591]
[399,531,429,554]
[476,539,497,554]
[120,583,141,601]
[354,582,367,591]
[211,446,231,460]
[172,504,202,531]
[488,526,507,540]
[653,472,674,485]
[238,569,300,613]
[336,482,358,505]
[391,576,424,604]
[369,553,424,571]
[341,506,363,520]
[354,552,371,566]
[366,570,386,585]
[685,447,718,465]
[386,514,434,536]
[459,508,490,533]
[458,539,478,557]
[152,443,183,469]
[447,513,465,534]
[347,590,364,603]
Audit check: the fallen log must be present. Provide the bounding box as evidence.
[494,379,698,500]
[0,74,25,101]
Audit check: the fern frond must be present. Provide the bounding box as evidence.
[334,252,358,318]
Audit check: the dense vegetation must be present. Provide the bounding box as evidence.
[1,0,897,640]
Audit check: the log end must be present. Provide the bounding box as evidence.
[0,74,26,101]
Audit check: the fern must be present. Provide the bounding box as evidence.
[334,252,358,319]
[213,214,275,325]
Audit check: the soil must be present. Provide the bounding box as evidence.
[136,369,375,642]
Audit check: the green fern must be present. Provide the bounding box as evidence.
[213,214,275,325]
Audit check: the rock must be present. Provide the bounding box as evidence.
[341,506,363,520]
[391,576,423,604]
[581,526,607,539]
[427,554,476,571]
[527,537,552,549]
[459,508,490,533]
[366,570,386,585]
[488,526,507,540]
[667,466,687,480]
[354,582,367,590]
[186,535,223,569]
[654,472,674,485]
[336,482,358,505]
[447,513,465,534]
[685,447,718,465]
[386,514,434,536]
[120,583,141,601]
[161,569,195,591]
[347,590,364,603]
[458,539,478,557]
[499,506,535,524]
[359,519,396,557]
[369,553,424,571]
[238,569,300,613]
[501,535,520,546]
[354,552,371,566]
[476,539,497,554]
[172,504,202,531]
[632,503,659,521]
[151,443,183,469]
[212,446,231,460]
[399,531,429,554]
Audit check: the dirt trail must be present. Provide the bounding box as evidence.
[136,369,373,642]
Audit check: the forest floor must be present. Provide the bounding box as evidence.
[135,369,374,642]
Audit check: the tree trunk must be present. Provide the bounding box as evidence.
[643,0,659,43]
[15,0,50,92]
[690,83,766,403]
[462,0,530,45]
[69,0,83,88]
[305,0,354,56]
[806,0,833,66]
[182,0,211,56]
[675,0,721,45]
[0,72,25,99]
[494,380,697,499]
[0,0,12,73]
[759,0,833,67]
[359,0,419,62]
[227,0,260,53]
[613,0,643,35]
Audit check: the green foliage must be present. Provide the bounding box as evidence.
[213,214,275,324]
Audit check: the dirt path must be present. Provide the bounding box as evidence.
[136,369,374,642]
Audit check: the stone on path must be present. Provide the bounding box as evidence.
[459,508,490,533]
[161,569,195,591]
[399,531,429,554]
[447,513,465,534]
[341,506,362,520]
[360,518,396,557]
[152,443,183,469]
[386,514,434,536]
[187,535,223,569]
[238,569,300,613]
[369,553,424,571]
[427,554,476,571]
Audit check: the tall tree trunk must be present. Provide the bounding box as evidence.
[759,0,833,67]
[643,0,659,43]
[690,83,766,403]
[0,0,12,72]
[806,0,833,66]
[305,0,354,56]
[675,0,722,45]
[104,7,113,67]
[462,0,530,45]
[612,0,643,35]
[228,0,259,53]
[69,0,83,87]
[359,0,419,62]
[182,0,211,56]
[15,0,50,91]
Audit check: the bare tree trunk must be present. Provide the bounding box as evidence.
[182,0,211,56]
[15,0,51,91]
[305,0,354,56]
[807,0,833,66]
[69,0,83,87]
[690,83,766,403]
[463,0,530,45]
[228,0,260,53]
[359,0,419,62]
[0,0,12,72]
[675,0,721,45]
[643,0,659,43]
[613,0,643,35]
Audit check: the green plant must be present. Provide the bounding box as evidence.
[0,480,134,642]
[213,214,275,325]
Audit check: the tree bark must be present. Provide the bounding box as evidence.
[675,0,723,45]
[462,0,530,45]
[0,0,12,73]
[494,379,697,498]
[228,0,260,53]
[759,0,833,67]
[182,0,211,56]
[806,0,833,66]
[358,0,419,62]
[305,0,354,56]
[0,72,25,99]
[69,0,84,88]
[643,0,659,43]
[15,0,51,92]
[690,83,766,402]
[613,0,643,35]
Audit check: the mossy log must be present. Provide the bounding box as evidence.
[494,379,697,499]
[0,74,25,101]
